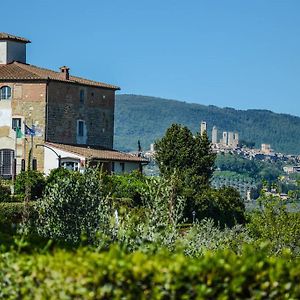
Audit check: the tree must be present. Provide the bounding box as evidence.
[155,124,194,176]
[154,124,216,188]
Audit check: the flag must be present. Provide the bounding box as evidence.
[16,127,24,138]
[25,124,36,136]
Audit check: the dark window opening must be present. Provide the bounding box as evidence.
[80,90,85,103]
[12,118,22,131]
[78,121,84,137]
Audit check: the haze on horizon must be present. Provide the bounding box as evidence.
[2,0,300,117]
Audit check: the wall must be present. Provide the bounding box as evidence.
[44,146,84,175]
[0,41,26,64]
[47,81,115,149]
[114,161,141,174]
[0,42,7,64]
[10,82,47,172]
[7,41,26,64]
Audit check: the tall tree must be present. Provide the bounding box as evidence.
[155,124,216,187]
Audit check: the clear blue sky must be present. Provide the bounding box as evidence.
[2,0,300,116]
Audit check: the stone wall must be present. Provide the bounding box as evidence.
[47,81,115,149]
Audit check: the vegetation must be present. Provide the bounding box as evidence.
[115,94,300,154]
[1,122,300,298]
[2,245,300,299]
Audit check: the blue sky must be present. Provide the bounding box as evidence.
[2,0,300,116]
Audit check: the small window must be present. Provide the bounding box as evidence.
[0,86,12,100]
[12,118,22,131]
[80,90,85,103]
[78,120,84,137]
[120,162,125,173]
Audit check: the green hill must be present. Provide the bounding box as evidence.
[114,94,300,154]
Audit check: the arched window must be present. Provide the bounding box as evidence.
[0,86,12,100]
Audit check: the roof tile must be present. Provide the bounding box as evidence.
[0,62,120,90]
[45,143,148,163]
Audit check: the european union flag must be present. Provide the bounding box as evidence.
[25,124,36,136]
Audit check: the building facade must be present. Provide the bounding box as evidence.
[0,33,146,178]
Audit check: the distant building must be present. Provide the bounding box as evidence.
[283,166,300,174]
[233,132,239,147]
[261,144,272,154]
[212,126,218,144]
[222,131,228,146]
[200,121,207,136]
[228,132,234,147]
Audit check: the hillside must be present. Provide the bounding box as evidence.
[114,94,300,154]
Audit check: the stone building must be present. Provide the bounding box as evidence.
[0,33,146,178]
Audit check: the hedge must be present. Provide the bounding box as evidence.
[0,202,36,224]
[1,245,300,299]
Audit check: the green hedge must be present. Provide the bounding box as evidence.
[1,245,300,299]
[0,202,36,224]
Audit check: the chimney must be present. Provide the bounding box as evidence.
[60,66,70,80]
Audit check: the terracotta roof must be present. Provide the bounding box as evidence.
[45,143,148,163]
[0,33,31,43]
[0,62,120,90]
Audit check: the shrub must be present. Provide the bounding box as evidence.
[191,186,246,228]
[103,171,147,206]
[14,170,46,200]
[36,169,113,245]
[247,194,300,256]
[1,245,300,299]
[0,180,11,202]
[45,167,72,187]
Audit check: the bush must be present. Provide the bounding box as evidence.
[45,167,72,187]
[1,245,300,299]
[190,186,246,228]
[0,180,11,202]
[103,171,147,206]
[36,169,113,245]
[247,194,300,256]
[14,170,46,200]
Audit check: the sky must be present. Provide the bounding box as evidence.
[2,0,300,116]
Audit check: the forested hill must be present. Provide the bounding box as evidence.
[114,94,300,154]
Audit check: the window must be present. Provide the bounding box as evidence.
[62,161,79,171]
[77,120,84,137]
[12,118,22,131]
[0,149,14,178]
[0,86,12,100]
[120,162,125,173]
[80,90,85,103]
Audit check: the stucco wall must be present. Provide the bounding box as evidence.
[114,161,141,174]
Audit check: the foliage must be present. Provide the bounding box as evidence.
[190,186,246,228]
[115,94,300,154]
[0,180,11,202]
[215,153,283,182]
[155,124,216,189]
[35,169,113,245]
[14,170,46,200]
[0,202,36,225]
[116,174,185,252]
[103,171,147,206]
[45,167,72,187]
[2,245,300,299]
[247,194,300,256]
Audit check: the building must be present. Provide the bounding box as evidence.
[0,33,147,178]
[261,144,272,155]
[200,121,207,136]
[222,131,228,146]
[211,126,218,144]
[228,132,234,147]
